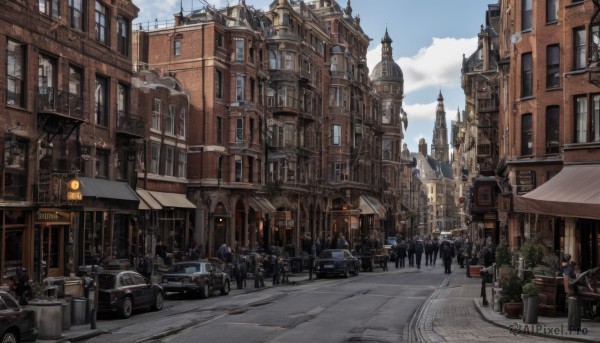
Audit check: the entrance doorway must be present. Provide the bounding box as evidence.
[34,225,65,278]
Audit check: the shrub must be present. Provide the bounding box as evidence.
[522,282,540,296]
[520,240,544,268]
[500,268,523,302]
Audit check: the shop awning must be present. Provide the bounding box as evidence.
[359,195,386,217]
[249,196,276,213]
[514,164,600,220]
[79,177,139,202]
[136,189,163,210]
[148,191,196,209]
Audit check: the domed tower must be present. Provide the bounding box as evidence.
[370,29,404,113]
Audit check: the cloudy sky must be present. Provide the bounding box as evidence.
[135,0,490,153]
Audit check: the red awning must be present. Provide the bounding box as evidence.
[514,164,600,220]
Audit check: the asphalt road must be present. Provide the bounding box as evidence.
[82,266,447,343]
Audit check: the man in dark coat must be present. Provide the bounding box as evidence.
[432,237,440,265]
[414,239,424,269]
[441,240,454,274]
[395,240,407,268]
[424,238,434,266]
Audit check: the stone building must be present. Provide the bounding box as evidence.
[1,0,142,281]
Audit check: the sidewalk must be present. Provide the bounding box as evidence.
[415,264,600,342]
[38,271,313,343]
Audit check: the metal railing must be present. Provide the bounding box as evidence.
[36,87,84,119]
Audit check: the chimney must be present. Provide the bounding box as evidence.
[418,138,428,156]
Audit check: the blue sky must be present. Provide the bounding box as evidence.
[135,0,491,153]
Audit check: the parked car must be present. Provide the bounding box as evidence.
[97,270,164,319]
[315,249,361,278]
[0,291,37,342]
[161,261,231,298]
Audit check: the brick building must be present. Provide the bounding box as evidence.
[1,0,143,281]
[133,0,412,257]
[461,0,600,270]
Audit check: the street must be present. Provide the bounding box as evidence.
[82,266,444,343]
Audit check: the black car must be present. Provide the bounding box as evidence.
[97,270,164,319]
[315,249,361,278]
[0,291,37,342]
[161,261,231,298]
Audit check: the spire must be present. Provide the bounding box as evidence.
[456,107,461,122]
[431,91,449,163]
[345,0,352,17]
[381,28,393,61]
[437,90,443,102]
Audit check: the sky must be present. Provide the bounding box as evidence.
[135,0,492,154]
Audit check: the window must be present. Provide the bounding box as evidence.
[575,95,588,143]
[166,105,175,134]
[39,0,59,20]
[69,65,83,115]
[165,145,174,176]
[216,32,223,47]
[179,108,186,138]
[247,156,254,183]
[217,155,223,180]
[592,25,600,63]
[236,74,244,101]
[235,38,244,62]
[174,38,181,56]
[95,75,108,126]
[38,54,56,109]
[546,0,558,23]
[546,45,560,89]
[117,83,129,128]
[236,118,244,141]
[215,70,223,99]
[152,99,161,130]
[574,28,586,70]
[521,52,533,98]
[383,138,392,160]
[4,138,28,199]
[330,162,346,182]
[249,118,255,143]
[593,94,600,142]
[332,124,341,146]
[217,117,223,144]
[284,51,294,70]
[522,0,532,31]
[95,1,108,44]
[521,114,533,156]
[117,15,129,56]
[68,0,83,30]
[546,106,559,154]
[284,123,295,147]
[7,39,26,107]
[177,149,187,178]
[235,156,242,182]
[150,142,160,174]
[95,149,109,178]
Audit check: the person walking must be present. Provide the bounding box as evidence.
[424,237,433,266]
[414,239,424,269]
[395,240,407,268]
[432,236,440,265]
[407,237,416,267]
[441,240,453,274]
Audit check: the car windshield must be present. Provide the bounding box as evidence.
[98,274,116,289]
[319,250,343,259]
[168,263,204,274]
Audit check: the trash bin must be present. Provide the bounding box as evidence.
[28,300,63,340]
[71,297,87,325]
[61,298,71,330]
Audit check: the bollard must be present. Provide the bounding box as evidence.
[90,308,96,330]
[568,296,581,330]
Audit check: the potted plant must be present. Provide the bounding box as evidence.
[522,281,540,324]
[520,240,545,269]
[500,269,523,318]
[495,243,512,268]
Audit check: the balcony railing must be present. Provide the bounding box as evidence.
[116,112,146,137]
[36,87,84,119]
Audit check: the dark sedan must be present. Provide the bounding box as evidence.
[315,249,361,278]
[0,291,37,342]
[97,270,164,319]
[161,261,231,298]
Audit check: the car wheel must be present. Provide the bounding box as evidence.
[200,282,210,299]
[120,296,133,318]
[220,281,230,295]
[0,330,18,343]
[152,291,164,311]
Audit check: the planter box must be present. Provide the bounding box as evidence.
[469,265,481,278]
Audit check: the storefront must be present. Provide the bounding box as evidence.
[0,208,35,284]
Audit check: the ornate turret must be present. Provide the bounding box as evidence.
[431,91,449,163]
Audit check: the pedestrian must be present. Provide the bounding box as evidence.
[480,246,493,306]
[271,255,280,285]
[235,256,246,289]
[455,238,465,268]
[12,266,31,305]
[441,241,453,274]
[395,240,407,268]
[407,237,416,267]
[432,236,439,265]
[424,237,433,266]
[324,235,331,250]
[414,239,424,269]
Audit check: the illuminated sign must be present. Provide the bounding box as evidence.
[66,178,82,201]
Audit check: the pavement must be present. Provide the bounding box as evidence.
[36,262,600,343]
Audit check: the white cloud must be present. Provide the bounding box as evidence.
[367,37,478,95]
[404,101,437,120]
